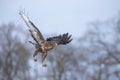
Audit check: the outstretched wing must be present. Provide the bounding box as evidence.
[46,33,72,45]
[19,11,45,44]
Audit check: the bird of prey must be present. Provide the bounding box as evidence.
[19,11,72,67]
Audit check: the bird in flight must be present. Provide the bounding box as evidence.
[19,11,72,67]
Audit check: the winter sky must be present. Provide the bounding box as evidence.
[0,0,120,37]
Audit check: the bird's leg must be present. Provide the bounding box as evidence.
[41,52,47,67]
[29,41,40,62]
[29,41,38,61]
[33,49,39,62]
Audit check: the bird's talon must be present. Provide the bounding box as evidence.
[34,59,37,62]
[33,56,37,62]
[42,63,47,67]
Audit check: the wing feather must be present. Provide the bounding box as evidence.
[19,11,45,44]
[47,33,72,45]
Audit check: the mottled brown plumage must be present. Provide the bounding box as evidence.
[19,11,72,67]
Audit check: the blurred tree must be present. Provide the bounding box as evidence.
[0,23,31,80]
[47,46,78,80]
[77,15,120,80]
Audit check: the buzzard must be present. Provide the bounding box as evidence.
[19,11,72,67]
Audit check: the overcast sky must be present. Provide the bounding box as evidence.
[0,0,120,37]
